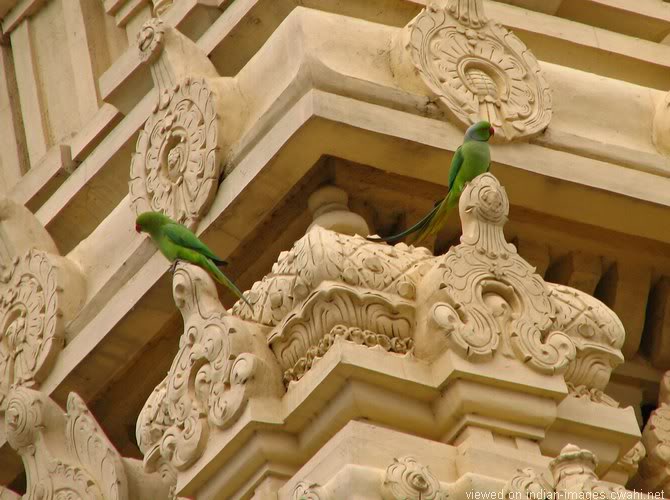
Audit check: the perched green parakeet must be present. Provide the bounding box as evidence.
[368,120,495,246]
[135,211,251,308]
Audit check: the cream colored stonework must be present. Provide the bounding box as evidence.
[1,0,670,498]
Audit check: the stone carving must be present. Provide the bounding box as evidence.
[382,456,446,500]
[0,249,85,412]
[633,370,670,492]
[136,262,283,472]
[0,487,20,499]
[504,444,627,498]
[130,76,223,229]
[393,0,551,141]
[137,18,165,64]
[233,225,431,384]
[549,284,625,399]
[130,18,227,229]
[417,174,576,374]
[292,481,328,500]
[5,386,169,499]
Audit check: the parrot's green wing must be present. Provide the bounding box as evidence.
[447,145,464,192]
[366,204,440,244]
[162,223,228,266]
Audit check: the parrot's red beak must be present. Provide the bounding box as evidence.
[489,127,495,137]
[135,224,141,233]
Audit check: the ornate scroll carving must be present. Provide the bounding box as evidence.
[504,444,627,498]
[0,249,85,412]
[130,18,228,229]
[136,263,283,472]
[633,371,670,492]
[382,456,446,500]
[417,173,576,374]
[393,0,552,141]
[5,387,169,500]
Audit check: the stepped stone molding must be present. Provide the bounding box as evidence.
[4,387,169,500]
[0,248,85,413]
[633,371,670,493]
[130,18,235,229]
[392,0,552,141]
[136,262,283,472]
[504,444,627,498]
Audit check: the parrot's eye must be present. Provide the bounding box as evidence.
[489,127,495,137]
[135,224,141,233]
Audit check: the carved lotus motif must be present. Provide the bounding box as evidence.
[137,17,165,64]
[130,77,223,229]
[399,0,551,141]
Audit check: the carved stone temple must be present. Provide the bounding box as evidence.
[2,0,670,499]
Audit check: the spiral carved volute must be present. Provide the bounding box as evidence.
[0,249,85,413]
[394,0,552,141]
[136,263,283,472]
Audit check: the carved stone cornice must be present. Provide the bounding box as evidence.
[4,387,169,499]
[136,262,283,473]
[392,0,552,142]
[0,248,85,412]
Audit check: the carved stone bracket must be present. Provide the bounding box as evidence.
[4,386,169,499]
[392,0,552,141]
[0,248,85,412]
[504,444,627,498]
[136,262,283,473]
[130,18,243,228]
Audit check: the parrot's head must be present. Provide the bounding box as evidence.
[135,211,170,235]
[465,120,495,142]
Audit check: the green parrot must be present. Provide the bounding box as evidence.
[368,120,495,246]
[135,211,252,308]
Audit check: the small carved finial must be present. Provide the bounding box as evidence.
[137,18,165,64]
[307,186,369,236]
[550,444,598,485]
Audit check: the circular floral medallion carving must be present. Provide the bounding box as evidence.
[130,77,223,229]
[383,456,445,500]
[401,2,551,141]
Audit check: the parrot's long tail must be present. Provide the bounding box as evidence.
[201,257,253,310]
[366,203,441,245]
[410,191,457,246]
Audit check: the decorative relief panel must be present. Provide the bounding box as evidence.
[5,387,169,500]
[0,249,85,412]
[393,0,552,141]
[136,263,283,472]
[130,18,234,229]
[382,456,446,500]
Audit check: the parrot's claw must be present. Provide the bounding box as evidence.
[169,260,179,274]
